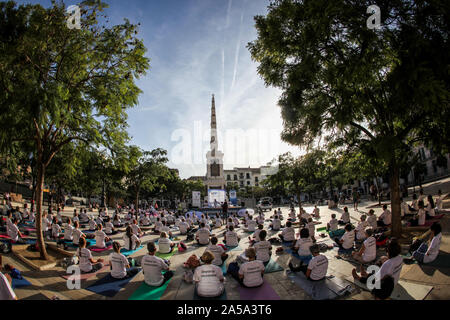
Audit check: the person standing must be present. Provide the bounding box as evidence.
[222,201,228,224]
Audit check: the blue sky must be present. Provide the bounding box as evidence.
[16,0,302,178]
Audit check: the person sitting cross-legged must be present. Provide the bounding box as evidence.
[352,228,377,264]
[205,237,228,266]
[289,244,328,281]
[196,222,212,246]
[109,242,140,279]
[141,242,174,287]
[193,251,225,298]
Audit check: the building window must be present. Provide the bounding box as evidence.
[255,177,259,182]
[247,181,250,186]
[234,175,238,181]
[240,181,244,187]
[246,173,250,179]
[227,175,231,181]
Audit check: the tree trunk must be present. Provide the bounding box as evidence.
[35,159,49,260]
[390,159,402,238]
[296,188,302,211]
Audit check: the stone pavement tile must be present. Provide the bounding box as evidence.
[424,285,450,300]
[401,265,450,285]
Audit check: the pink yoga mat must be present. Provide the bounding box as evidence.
[237,282,281,300]
[62,264,110,280]
[0,234,32,240]
[90,245,113,252]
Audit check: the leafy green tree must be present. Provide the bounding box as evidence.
[126,147,170,212]
[0,1,149,259]
[248,0,449,237]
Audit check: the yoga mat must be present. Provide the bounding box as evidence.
[11,276,32,289]
[287,272,339,300]
[317,227,327,232]
[221,263,227,276]
[225,245,242,252]
[194,288,227,300]
[237,282,280,300]
[264,259,284,273]
[0,238,36,245]
[90,244,113,252]
[86,269,141,297]
[62,264,110,280]
[155,247,178,259]
[328,229,345,238]
[285,249,312,264]
[128,280,171,300]
[346,276,433,300]
[402,253,450,268]
[120,245,144,257]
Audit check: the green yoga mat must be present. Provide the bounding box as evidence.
[264,259,284,273]
[128,280,171,300]
[155,247,178,259]
[317,227,327,232]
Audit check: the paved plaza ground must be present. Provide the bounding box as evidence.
[2,177,450,300]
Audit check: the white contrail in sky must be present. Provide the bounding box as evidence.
[230,1,245,92]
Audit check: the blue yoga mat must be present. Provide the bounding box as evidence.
[65,238,96,248]
[86,269,142,297]
[11,276,32,289]
[120,245,144,257]
[221,263,227,276]
[264,259,284,273]
[225,245,242,252]
[285,249,313,264]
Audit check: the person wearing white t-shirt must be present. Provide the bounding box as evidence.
[435,190,443,211]
[77,238,104,273]
[289,244,328,281]
[158,221,172,239]
[94,224,110,249]
[0,270,17,300]
[246,218,257,232]
[104,220,117,235]
[179,218,190,235]
[72,222,86,246]
[400,197,410,217]
[367,210,378,229]
[51,217,62,239]
[411,222,442,264]
[194,251,225,298]
[250,225,264,245]
[378,205,392,227]
[352,228,376,263]
[418,189,426,202]
[279,221,296,242]
[224,225,240,247]
[334,224,355,251]
[288,208,296,220]
[141,242,174,287]
[109,242,140,279]
[409,201,426,226]
[271,215,282,231]
[153,218,163,233]
[196,223,211,245]
[232,215,240,228]
[235,248,265,288]
[56,208,63,225]
[205,237,228,266]
[338,207,350,225]
[252,230,272,263]
[313,205,320,219]
[352,239,403,288]
[7,219,26,244]
[355,215,369,240]
[293,228,314,264]
[214,216,223,229]
[123,226,141,252]
[327,214,339,232]
[64,218,74,241]
[88,217,97,231]
[306,217,316,242]
[425,195,436,219]
[158,232,175,254]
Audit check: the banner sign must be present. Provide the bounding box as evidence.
[208,189,226,208]
[229,190,237,205]
[192,191,201,208]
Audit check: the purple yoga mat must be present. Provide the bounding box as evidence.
[90,245,113,252]
[237,282,281,300]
